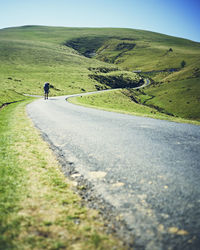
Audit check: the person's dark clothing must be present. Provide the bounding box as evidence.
[44,82,50,93]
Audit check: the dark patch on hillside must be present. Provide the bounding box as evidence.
[98,40,137,64]
[89,74,143,89]
[88,67,119,73]
[64,36,137,59]
[64,36,110,58]
[113,46,135,64]
[112,42,136,64]
[115,43,136,51]
[120,38,136,41]
[193,68,200,78]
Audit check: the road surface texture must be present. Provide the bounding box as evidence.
[27,93,200,249]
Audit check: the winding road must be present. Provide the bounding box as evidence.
[27,90,200,249]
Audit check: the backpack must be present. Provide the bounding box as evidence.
[44,82,50,91]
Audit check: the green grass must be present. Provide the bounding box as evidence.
[0,26,146,103]
[0,102,27,249]
[1,26,200,96]
[98,37,200,78]
[69,88,199,125]
[0,100,125,249]
[0,25,199,122]
[0,89,27,107]
[0,24,199,248]
[1,25,199,122]
[69,89,169,119]
[0,37,107,101]
[140,77,200,120]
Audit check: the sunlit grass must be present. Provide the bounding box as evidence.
[69,89,200,125]
[142,77,200,121]
[0,26,200,123]
[0,100,125,249]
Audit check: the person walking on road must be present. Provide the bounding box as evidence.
[44,82,50,100]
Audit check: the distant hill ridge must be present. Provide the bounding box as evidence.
[0,26,199,121]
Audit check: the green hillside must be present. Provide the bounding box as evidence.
[0,25,199,249]
[0,26,144,105]
[63,27,200,81]
[0,25,200,122]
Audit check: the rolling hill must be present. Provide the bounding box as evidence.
[0,25,199,121]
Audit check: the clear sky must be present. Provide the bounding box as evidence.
[0,0,200,42]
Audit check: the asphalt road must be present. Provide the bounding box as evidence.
[27,92,200,249]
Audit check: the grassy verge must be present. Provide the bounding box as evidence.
[0,90,28,108]
[69,89,200,125]
[139,78,200,121]
[0,100,125,250]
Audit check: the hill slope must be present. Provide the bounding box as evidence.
[0,26,143,104]
[64,27,200,81]
[0,25,199,121]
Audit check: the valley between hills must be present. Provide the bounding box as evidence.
[0,25,200,123]
[1,26,200,249]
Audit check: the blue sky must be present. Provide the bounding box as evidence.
[0,0,200,42]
